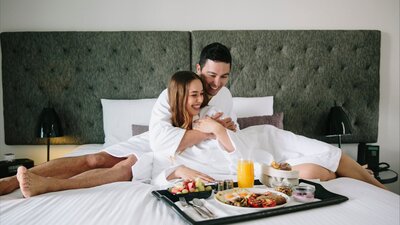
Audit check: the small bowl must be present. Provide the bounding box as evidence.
[260,165,299,188]
[292,185,315,203]
[272,181,293,196]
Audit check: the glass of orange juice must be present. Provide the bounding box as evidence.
[237,159,254,188]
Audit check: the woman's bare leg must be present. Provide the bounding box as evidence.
[0,152,124,195]
[17,155,137,198]
[293,164,337,181]
[293,154,386,190]
[335,153,387,189]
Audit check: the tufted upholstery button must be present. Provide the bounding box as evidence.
[112,48,117,54]
[365,64,371,70]
[63,48,68,53]
[277,46,283,52]
[64,86,69,90]
[327,46,333,52]
[88,86,93,90]
[38,49,42,54]
[314,65,320,72]
[87,48,92,53]
[50,68,55,73]
[125,67,129,71]
[290,65,295,71]
[341,65,347,71]
[24,67,30,72]
[113,86,118,90]
[76,67,81,72]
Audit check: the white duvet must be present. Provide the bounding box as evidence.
[1,178,398,225]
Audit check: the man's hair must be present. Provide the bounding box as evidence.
[198,42,232,68]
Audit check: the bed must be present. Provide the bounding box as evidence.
[1,30,399,225]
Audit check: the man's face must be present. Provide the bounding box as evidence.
[196,59,230,96]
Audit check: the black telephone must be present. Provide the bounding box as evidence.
[357,143,379,172]
[358,143,399,184]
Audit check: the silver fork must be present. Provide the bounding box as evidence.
[179,197,209,219]
[179,197,189,207]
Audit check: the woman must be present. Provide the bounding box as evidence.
[154,71,386,189]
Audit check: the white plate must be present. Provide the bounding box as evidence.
[214,188,290,212]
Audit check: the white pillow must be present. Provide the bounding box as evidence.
[101,98,157,147]
[232,96,274,118]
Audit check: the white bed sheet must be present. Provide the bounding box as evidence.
[1,146,399,225]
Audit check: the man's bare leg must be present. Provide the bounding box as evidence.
[17,155,137,198]
[0,152,124,195]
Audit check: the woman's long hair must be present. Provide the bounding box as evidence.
[168,71,209,129]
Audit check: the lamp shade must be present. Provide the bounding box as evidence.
[37,108,63,138]
[326,106,352,137]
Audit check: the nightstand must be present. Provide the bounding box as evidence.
[0,158,34,178]
[374,162,398,184]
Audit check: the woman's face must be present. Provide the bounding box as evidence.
[186,79,204,116]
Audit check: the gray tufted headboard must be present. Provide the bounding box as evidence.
[1,30,380,145]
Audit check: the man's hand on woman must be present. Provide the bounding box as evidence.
[211,112,237,131]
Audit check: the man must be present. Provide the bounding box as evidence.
[0,42,236,197]
[149,42,238,183]
[149,42,236,155]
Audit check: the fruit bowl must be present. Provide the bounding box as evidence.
[168,178,214,201]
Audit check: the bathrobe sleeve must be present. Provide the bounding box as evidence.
[208,87,239,129]
[149,89,186,155]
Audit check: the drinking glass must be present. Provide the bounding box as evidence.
[237,159,254,188]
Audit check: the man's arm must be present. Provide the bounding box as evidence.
[176,130,214,153]
[149,89,211,155]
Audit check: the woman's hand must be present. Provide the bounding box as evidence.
[168,165,215,183]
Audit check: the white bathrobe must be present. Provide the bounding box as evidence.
[151,102,342,186]
[226,125,342,173]
[150,87,239,186]
[149,87,236,156]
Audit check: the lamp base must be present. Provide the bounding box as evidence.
[47,137,51,161]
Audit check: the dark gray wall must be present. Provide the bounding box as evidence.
[1,30,380,145]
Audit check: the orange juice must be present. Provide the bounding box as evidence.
[237,159,254,188]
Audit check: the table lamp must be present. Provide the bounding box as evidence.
[325,105,352,148]
[37,107,63,161]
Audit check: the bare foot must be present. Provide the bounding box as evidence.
[16,166,51,198]
[0,176,19,195]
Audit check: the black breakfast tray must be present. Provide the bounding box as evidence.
[152,179,348,225]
